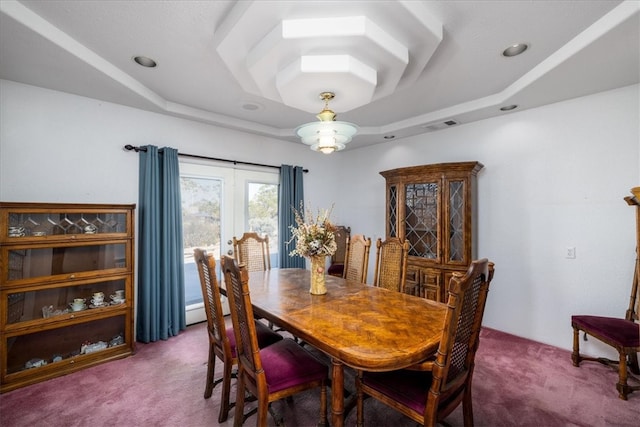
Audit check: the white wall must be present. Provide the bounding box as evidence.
[0,80,332,204]
[333,84,640,356]
[1,79,639,357]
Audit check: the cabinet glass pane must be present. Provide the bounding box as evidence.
[449,181,465,262]
[7,243,126,281]
[7,212,127,237]
[405,183,438,258]
[388,186,397,237]
[5,315,126,375]
[5,279,127,324]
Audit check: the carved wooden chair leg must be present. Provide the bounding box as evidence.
[204,343,217,398]
[629,352,640,375]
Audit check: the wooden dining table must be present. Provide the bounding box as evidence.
[246,268,448,427]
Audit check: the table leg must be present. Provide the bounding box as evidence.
[331,358,344,427]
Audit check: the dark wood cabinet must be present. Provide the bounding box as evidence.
[0,202,135,393]
[380,162,483,302]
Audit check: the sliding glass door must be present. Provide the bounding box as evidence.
[180,162,279,324]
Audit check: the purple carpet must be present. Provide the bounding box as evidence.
[1,322,638,426]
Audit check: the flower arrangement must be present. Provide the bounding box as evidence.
[288,204,337,258]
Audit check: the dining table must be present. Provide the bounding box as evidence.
[246,268,448,427]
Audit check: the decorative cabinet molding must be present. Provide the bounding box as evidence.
[0,202,135,393]
[380,162,483,302]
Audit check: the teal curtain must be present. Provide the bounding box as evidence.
[279,165,305,268]
[137,145,186,342]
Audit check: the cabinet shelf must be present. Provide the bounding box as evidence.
[1,202,135,393]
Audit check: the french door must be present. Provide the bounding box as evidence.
[180,161,279,325]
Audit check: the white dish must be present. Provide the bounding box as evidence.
[110,299,125,305]
[89,302,110,309]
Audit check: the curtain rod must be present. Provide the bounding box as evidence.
[123,145,309,173]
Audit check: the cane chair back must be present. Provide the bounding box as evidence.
[328,225,351,277]
[343,234,371,284]
[357,259,495,426]
[221,256,328,426]
[373,237,409,292]
[233,232,270,272]
[571,187,640,400]
[193,249,282,422]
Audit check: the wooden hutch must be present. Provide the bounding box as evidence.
[380,162,483,302]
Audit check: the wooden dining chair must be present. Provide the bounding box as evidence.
[232,232,277,329]
[193,249,283,423]
[373,237,409,292]
[571,187,640,400]
[221,255,329,427]
[328,225,350,277]
[343,234,371,284]
[233,232,271,272]
[356,259,495,427]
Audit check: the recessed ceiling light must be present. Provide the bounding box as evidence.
[502,43,528,57]
[241,102,263,111]
[133,56,157,68]
[500,104,518,111]
[384,135,395,140]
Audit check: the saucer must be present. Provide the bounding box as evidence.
[89,302,109,309]
[110,299,125,305]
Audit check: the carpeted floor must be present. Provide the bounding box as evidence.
[0,322,638,426]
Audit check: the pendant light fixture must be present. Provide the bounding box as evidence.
[295,92,358,154]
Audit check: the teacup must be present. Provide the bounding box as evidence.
[84,225,97,234]
[114,290,125,299]
[8,226,25,237]
[91,298,105,306]
[93,292,104,299]
[71,300,85,311]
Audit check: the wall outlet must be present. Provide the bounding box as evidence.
[566,247,576,259]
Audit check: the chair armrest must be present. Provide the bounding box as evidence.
[405,358,435,371]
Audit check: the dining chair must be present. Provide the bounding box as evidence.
[570,188,640,400]
[343,234,371,284]
[193,249,283,423]
[372,237,409,292]
[232,232,278,330]
[328,225,351,277]
[221,255,329,427]
[356,259,495,427]
[233,232,271,272]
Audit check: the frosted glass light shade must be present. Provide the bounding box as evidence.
[296,121,358,154]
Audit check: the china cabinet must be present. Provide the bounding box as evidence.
[380,162,483,302]
[0,202,135,393]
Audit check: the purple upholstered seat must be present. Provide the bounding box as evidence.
[327,263,344,277]
[260,338,328,393]
[225,320,283,358]
[361,369,430,414]
[571,315,639,348]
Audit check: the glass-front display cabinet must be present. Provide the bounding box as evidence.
[380,162,483,302]
[0,202,135,393]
